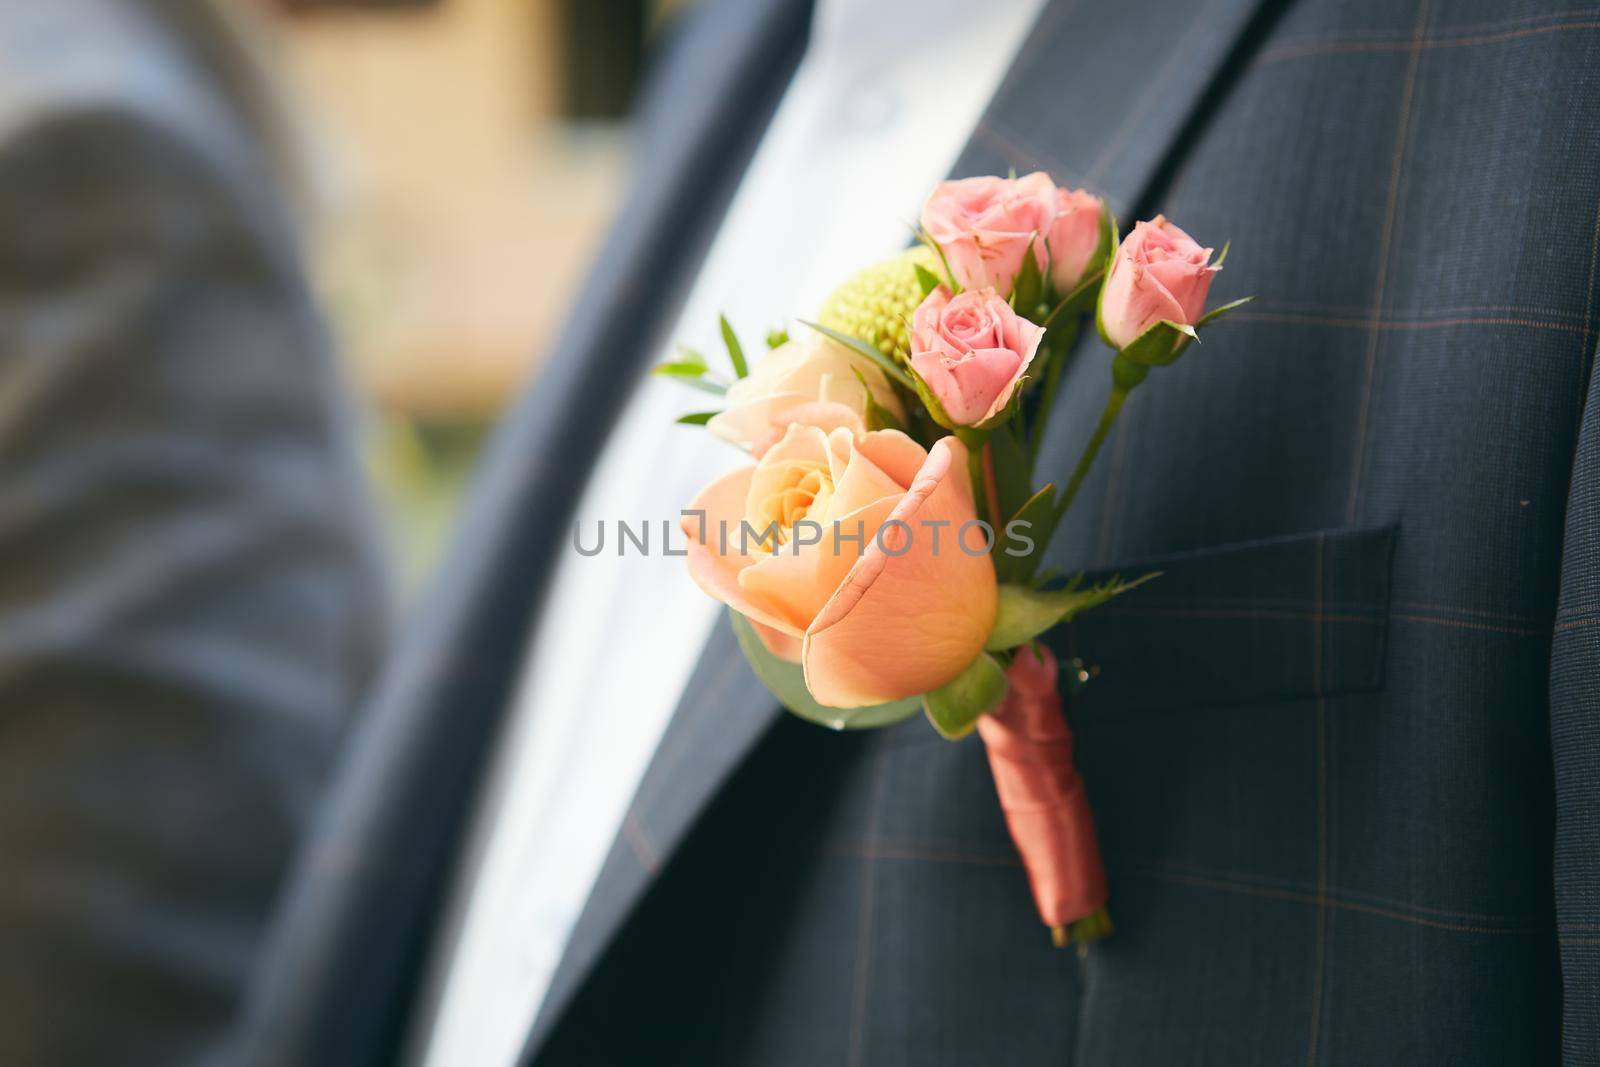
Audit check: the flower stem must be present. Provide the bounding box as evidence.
[981,442,1003,532]
[1028,321,1078,469]
[1051,386,1128,528]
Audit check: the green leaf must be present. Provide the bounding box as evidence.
[850,367,904,433]
[922,652,1008,739]
[720,315,749,378]
[653,360,710,379]
[994,482,1054,583]
[985,572,1161,652]
[913,262,943,299]
[800,320,916,391]
[730,610,921,730]
[661,375,727,396]
[675,411,718,426]
[1039,264,1105,331]
[766,327,790,349]
[653,346,728,394]
[986,421,1032,521]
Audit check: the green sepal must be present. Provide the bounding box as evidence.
[1197,294,1252,327]
[719,314,749,379]
[730,610,921,730]
[1111,293,1254,372]
[851,366,905,433]
[985,572,1161,652]
[1096,202,1116,266]
[766,327,790,349]
[1116,319,1199,369]
[800,320,917,391]
[914,262,943,299]
[1093,215,1121,348]
[1095,202,1116,269]
[922,652,1008,740]
[971,371,1032,432]
[916,226,962,293]
[1009,235,1045,313]
[675,411,718,426]
[908,364,959,430]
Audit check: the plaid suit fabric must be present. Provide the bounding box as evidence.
[531,0,1600,1063]
[1553,299,1600,1059]
[0,2,387,1064]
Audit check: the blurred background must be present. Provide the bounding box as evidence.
[266,0,690,586]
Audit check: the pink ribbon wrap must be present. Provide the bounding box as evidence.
[977,644,1110,945]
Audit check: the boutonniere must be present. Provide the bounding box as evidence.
[660,172,1250,946]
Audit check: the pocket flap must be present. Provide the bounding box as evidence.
[1052,525,1398,718]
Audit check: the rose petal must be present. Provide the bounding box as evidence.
[1102,252,1187,348]
[682,466,803,639]
[853,429,928,488]
[748,400,865,458]
[912,346,1023,425]
[749,618,803,662]
[802,436,998,707]
[828,428,909,516]
[739,495,898,631]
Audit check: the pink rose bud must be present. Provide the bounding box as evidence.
[1045,187,1105,294]
[921,174,1055,296]
[1098,215,1220,350]
[910,285,1044,427]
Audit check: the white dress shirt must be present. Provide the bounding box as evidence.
[410,2,1047,1063]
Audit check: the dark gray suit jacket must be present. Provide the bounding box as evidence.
[246,0,1600,1064]
[0,2,386,1064]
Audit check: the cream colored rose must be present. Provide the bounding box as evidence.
[707,333,905,455]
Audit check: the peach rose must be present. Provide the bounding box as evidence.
[1045,186,1104,293]
[683,424,997,707]
[707,333,903,456]
[909,285,1044,426]
[922,172,1103,298]
[1099,215,1220,350]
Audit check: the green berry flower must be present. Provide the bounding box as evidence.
[817,245,939,367]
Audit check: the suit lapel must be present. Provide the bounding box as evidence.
[524,617,779,1056]
[523,0,1279,1058]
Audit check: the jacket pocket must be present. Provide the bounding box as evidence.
[1054,524,1398,720]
